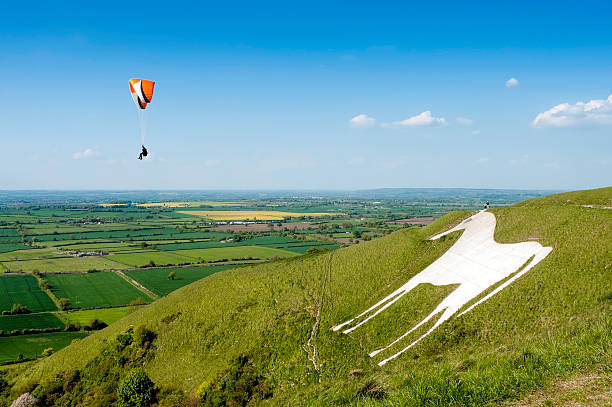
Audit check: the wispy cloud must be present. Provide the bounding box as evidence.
[505,77,519,88]
[379,159,405,169]
[477,157,490,163]
[382,111,446,128]
[509,154,528,165]
[73,148,99,160]
[472,130,481,135]
[532,94,612,128]
[349,114,376,128]
[456,117,474,125]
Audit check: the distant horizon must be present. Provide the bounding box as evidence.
[0,187,566,192]
[0,187,574,206]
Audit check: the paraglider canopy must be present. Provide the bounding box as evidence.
[129,79,155,109]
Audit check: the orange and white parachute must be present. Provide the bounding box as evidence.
[129,79,155,109]
[129,78,155,146]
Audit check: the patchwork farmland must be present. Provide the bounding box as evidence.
[0,192,527,365]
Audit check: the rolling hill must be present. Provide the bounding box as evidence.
[1,187,610,406]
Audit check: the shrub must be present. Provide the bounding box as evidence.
[167,271,176,280]
[65,322,81,332]
[199,355,271,406]
[133,324,156,347]
[32,374,65,405]
[41,348,54,357]
[116,329,134,348]
[355,380,386,400]
[0,375,7,393]
[58,298,71,311]
[38,279,50,290]
[116,369,155,407]
[84,318,108,331]
[10,304,31,315]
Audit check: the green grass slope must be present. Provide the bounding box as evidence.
[2,188,611,406]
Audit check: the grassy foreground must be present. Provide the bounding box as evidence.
[0,188,610,406]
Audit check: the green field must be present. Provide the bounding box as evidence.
[0,248,61,262]
[0,332,88,364]
[0,275,57,313]
[0,256,124,273]
[43,272,154,309]
[124,265,237,296]
[107,251,195,267]
[63,307,132,326]
[169,245,298,262]
[0,243,30,254]
[0,312,64,332]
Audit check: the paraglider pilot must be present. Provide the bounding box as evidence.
[138,145,148,160]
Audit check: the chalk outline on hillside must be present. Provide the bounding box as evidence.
[332,210,553,366]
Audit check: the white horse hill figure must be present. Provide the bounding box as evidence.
[332,210,552,366]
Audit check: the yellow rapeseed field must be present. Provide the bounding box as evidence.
[177,210,340,220]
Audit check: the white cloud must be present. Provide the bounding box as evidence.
[471,130,481,135]
[505,78,519,88]
[349,114,376,128]
[73,148,99,160]
[532,94,612,128]
[382,111,447,128]
[456,117,474,125]
[509,154,528,165]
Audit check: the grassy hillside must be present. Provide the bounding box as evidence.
[1,188,610,406]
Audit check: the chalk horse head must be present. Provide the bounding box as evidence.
[332,210,552,366]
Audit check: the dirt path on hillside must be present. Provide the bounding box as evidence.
[304,251,334,381]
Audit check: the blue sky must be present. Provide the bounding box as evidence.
[1,1,610,190]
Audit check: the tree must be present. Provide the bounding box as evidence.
[167,271,176,280]
[117,369,155,407]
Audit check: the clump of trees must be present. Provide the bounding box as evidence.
[83,318,107,331]
[2,304,31,316]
